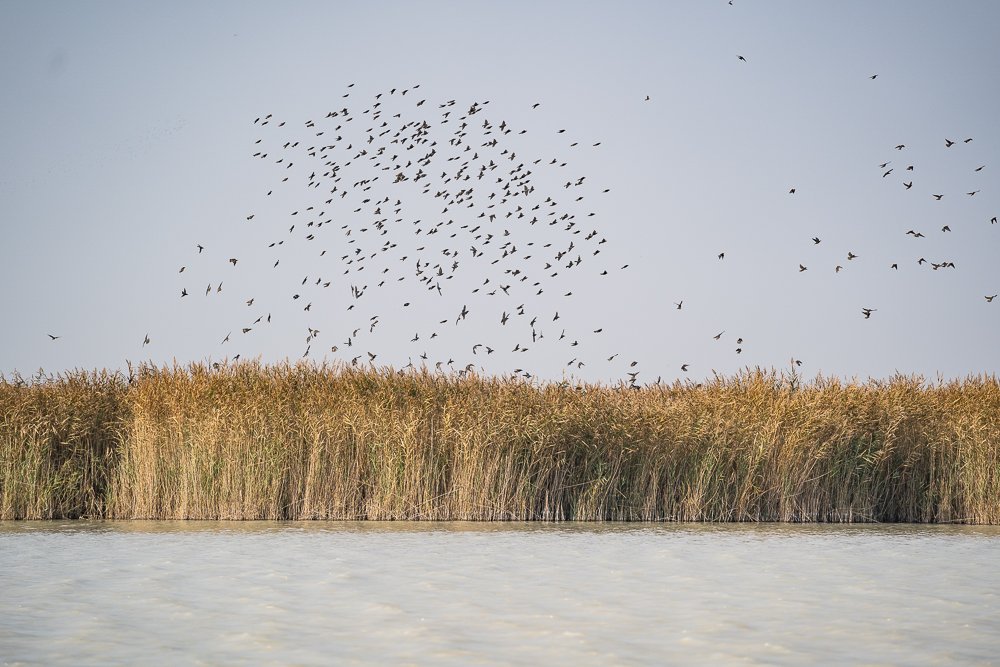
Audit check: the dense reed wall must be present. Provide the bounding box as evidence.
[1,363,998,522]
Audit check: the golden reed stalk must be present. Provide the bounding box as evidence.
[1,362,997,522]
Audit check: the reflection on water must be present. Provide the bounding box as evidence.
[1,522,998,666]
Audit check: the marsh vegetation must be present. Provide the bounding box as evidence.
[1,363,997,522]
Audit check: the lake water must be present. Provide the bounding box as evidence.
[1,522,998,666]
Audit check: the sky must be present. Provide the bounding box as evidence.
[2,1,999,384]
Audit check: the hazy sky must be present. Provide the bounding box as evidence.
[2,1,998,383]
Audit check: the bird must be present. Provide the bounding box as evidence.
[904,182,912,189]
[945,139,955,147]
[799,264,808,272]
[789,188,796,194]
[941,225,951,233]
[861,308,877,319]
[47,334,60,340]
[713,331,725,340]
[987,295,997,303]
[870,74,878,79]
[718,252,725,260]
[932,194,944,200]
[737,55,747,62]
[847,252,858,260]
[812,237,821,244]
[680,364,689,372]
[674,301,683,310]
[229,258,238,265]
[142,334,150,347]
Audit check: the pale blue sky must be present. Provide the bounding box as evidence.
[2,1,998,382]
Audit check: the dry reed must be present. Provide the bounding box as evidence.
[1,362,997,522]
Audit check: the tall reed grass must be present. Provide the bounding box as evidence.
[1,362,998,522]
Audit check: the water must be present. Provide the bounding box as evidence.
[1,522,998,666]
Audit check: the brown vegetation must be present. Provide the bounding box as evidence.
[1,362,998,522]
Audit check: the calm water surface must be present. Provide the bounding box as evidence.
[1,522,998,666]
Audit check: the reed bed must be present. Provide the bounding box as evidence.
[1,362,998,522]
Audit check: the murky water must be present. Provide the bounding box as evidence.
[1,522,998,666]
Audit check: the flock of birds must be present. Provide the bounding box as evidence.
[789,129,996,314]
[176,85,652,383]
[44,71,997,384]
